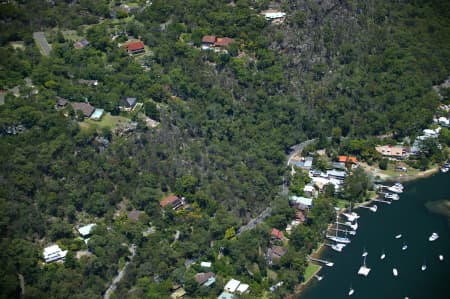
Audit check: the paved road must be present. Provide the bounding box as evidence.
[236,207,272,236]
[33,32,51,56]
[103,244,136,299]
[286,138,317,166]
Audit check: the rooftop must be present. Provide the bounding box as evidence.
[127,41,145,52]
[78,223,96,237]
[224,278,240,293]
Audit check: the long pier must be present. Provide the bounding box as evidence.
[308,257,334,267]
[373,198,392,204]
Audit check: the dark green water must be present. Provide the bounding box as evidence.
[299,173,450,299]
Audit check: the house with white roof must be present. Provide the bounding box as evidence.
[224,279,241,293]
[289,195,313,208]
[43,244,68,263]
[78,223,96,237]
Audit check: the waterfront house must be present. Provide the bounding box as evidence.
[201,35,235,51]
[375,145,409,160]
[73,39,89,49]
[270,245,287,259]
[78,223,96,238]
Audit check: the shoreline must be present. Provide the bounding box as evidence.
[291,166,440,298]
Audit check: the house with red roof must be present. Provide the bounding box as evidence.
[201,35,235,51]
[126,41,145,55]
[160,194,184,210]
[271,228,284,240]
[338,155,358,164]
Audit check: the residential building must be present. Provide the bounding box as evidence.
[338,155,358,164]
[292,156,314,170]
[289,195,313,208]
[200,261,212,268]
[270,245,287,259]
[201,36,235,51]
[271,228,284,240]
[326,169,347,180]
[224,278,245,293]
[201,35,216,50]
[78,223,96,238]
[55,97,68,109]
[303,184,317,198]
[195,272,215,286]
[438,116,449,127]
[119,97,137,111]
[170,287,186,299]
[126,41,145,55]
[375,145,408,159]
[160,194,184,210]
[43,244,68,263]
[71,102,95,117]
[261,10,286,23]
[218,292,234,299]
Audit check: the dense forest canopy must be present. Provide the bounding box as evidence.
[1,0,449,298]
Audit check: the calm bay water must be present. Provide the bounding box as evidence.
[299,172,450,299]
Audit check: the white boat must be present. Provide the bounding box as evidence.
[439,254,444,261]
[362,247,368,257]
[327,234,351,244]
[421,263,427,271]
[441,167,449,173]
[394,182,404,190]
[326,262,334,267]
[345,221,358,231]
[380,253,386,260]
[348,286,354,296]
[369,205,378,212]
[402,243,408,251]
[385,193,400,200]
[331,243,346,252]
[314,274,323,281]
[387,185,403,194]
[393,268,398,276]
[327,215,351,244]
[395,234,402,239]
[342,212,360,222]
[428,232,439,241]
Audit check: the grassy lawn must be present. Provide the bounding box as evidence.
[337,199,349,209]
[303,262,321,283]
[83,113,129,130]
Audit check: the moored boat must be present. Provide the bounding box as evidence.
[393,268,398,276]
[387,185,403,194]
[395,234,402,239]
[428,232,439,241]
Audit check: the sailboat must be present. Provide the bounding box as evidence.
[369,204,378,212]
[395,234,402,239]
[362,247,368,257]
[326,215,351,244]
[380,249,386,260]
[358,254,371,276]
[439,254,444,261]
